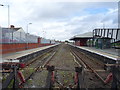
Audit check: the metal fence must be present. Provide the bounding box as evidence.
[41,38,55,44]
[41,38,50,44]
[0,28,38,43]
[93,29,120,41]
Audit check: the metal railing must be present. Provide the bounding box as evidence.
[93,29,120,41]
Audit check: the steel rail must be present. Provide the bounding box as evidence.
[75,48,104,67]
[42,51,56,67]
[105,64,120,67]
[70,50,86,68]
[71,49,106,84]
[20,51,57,87]
[25,50,53,67]
[15,49,54,75]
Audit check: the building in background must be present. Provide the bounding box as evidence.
[1,25,38,44]
[0,25,56,54]
[70,32,93,46]
[70,28,120,49]
[93,28,120,49]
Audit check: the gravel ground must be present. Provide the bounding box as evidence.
[24,70,48,88]
[49,44,78,70]
[84,71,111,89]
[48,44,79,87]
[23,44,79,88]
[23,44,111,89]
[21,51,53,79]
[75,49,104,70]
[73,47,111,88]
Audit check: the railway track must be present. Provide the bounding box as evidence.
[2,44,112,89]
[71,50,105,83]
[23,44,82,88]
[1,47,58,88]
[25,52,56,79]
[71,48,113,89]
[43,44,85,89]
[73,48,104,70]
[21,50,57,87]
[25,49,53,68]
[23,44,111,89]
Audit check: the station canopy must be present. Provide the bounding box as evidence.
[70,32,93,40]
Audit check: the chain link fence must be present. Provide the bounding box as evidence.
[0,28,38,44]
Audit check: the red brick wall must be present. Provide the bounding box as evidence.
[0,44,2,50]
[1,43,53,54]
[0,44,2,54]
[80,39,88,46]
[75,39,88,46]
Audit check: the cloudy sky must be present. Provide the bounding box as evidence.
[0,0,119,41]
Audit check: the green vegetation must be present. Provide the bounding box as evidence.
[8,79,14,88]
[21,68,34,78]
[27,79,32,84]
[2,76,6,82]
[111,42,120,47]
[87,40,93,45]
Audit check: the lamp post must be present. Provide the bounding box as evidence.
[0,4,10,28]
[118,1,120,28]
[27,23,32,34]
[26,23,32,49]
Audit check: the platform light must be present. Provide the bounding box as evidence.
[26,23,32,49]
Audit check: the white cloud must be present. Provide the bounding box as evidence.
[0,1,118,41]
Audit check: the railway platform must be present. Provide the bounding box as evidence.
[69,44,120,63]
[2,44,59,63]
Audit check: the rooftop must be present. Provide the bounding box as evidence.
[2,27,21,31]
[70,32,93,40]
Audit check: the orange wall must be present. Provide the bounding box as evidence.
[1,43,53,54]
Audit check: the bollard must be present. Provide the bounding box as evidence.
[74,66,83,89]
[17,71,25,83]
[104,73,113,84]
[45,65,55,89]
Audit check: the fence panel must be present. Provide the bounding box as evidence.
[1,28,38,43]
